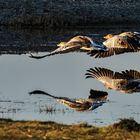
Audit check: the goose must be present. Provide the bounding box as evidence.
[29,89,108,111]
[29,35,107,59]
[104,31,140,42]
[85,67,140,93]
[88,32,140,58]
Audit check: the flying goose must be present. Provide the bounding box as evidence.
[104,31,140,42]
[29,89,108,111]
[88,32,140,58]
[29,35,107,59]
[85,67,140,93]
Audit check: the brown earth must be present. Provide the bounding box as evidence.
[0,118,140,140]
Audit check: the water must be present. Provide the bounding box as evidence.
[0,26,140,126]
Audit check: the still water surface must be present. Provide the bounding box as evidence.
[0,27,140,126]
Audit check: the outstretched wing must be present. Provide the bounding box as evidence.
[88,48,131,58]
[86,67,115,82]
[85,67,128,87]
[121,70,140,80]
[119,31,140,42]
[29,42,82,59]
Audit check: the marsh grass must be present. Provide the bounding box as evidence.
[39,105,56,114]
[0,118,140,140]
[113,118,140,132]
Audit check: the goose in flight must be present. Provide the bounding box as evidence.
[88,32,140,58]
[29,35,107,59]
[85,67,140,94]
[29,89,108,111]
[104,31,140,42]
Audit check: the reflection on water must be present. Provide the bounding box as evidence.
[86,67,140,94]
[29,89,108,112]
[0,26,140,126]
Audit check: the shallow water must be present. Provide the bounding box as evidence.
[0,26,140,126]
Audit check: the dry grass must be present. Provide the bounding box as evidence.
[0,118,140,140]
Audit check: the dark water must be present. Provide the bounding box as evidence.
[0,26,140,126]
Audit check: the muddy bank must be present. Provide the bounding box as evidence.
[0,118,140,140]
[0,0,140,28]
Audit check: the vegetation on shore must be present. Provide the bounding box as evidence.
[0,118,140,140]
[1,0,140,28]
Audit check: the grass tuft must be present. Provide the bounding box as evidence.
[113,118,140,132]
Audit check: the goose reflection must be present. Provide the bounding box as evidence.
[86,67,140,94]
[29,89,108,111]
[88,31,140,58]
[29,35,107,59]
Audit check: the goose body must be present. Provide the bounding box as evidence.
[88,32,140,58]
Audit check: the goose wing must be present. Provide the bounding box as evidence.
[88,48,130,58]
[85,67,127,88]
[104,31,140,41]
[119,69,140,93]
[121,70,140,80]
[119,31,140,42]
[29,42,82,59]
[67,36,92,44]
[85,67,115,87]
